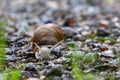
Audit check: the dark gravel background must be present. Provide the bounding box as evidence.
[0,0,120,80]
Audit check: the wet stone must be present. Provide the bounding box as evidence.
[99,50,115,58]
[97,28,110,37]
[62,27,77,38]
[6,54,18,62]
[99,19,110,27]
[23,63,37,72]
[47,64,63,76]
[45,76,61,80]
[51,45,64,57]
[5,48,15,55]
[26,77,39,80]
[54,57,68,64]
[73,34,83,41]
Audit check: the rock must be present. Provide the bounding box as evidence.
[40,76,46,80]
[110,59,120,68]
[63,70,71,74]
[99,46,109,51]
[47,64,63,76]
[51,45,64,57]
[94,64,117,71]
[63,17,77,27]
[86,0,102,6]
[5,48,14,55]
[62,75,72,80]
[45,76,61,80]
[99,50,115,58]
[111,17,119,23]
[26,77,39,80]
[99,19,110,27]
[6,27,16,34]
[115,71,120,80]
[54,57,68,64]
[97,28,110,37]
[73,34,82,41]
[40,69,48,76]
[6,54,17,62]
[81,30,91,36]
[62,27,77,38]
[86,6,100,17]
[117,37,120,42]
[46,1,59,8]
[24,63,37,72]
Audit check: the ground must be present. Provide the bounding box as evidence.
[0,0,120,80]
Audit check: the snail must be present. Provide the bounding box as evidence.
[29,23,64,60]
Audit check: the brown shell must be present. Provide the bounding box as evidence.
[29,23,64,46]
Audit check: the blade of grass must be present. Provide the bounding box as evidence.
[0,17,6,71]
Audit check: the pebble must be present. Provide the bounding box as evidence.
[97,28,110,37]
[46,76,61,80]
[5,48,14,55]
[54,57,67,64]
[81,30,91,36]
[6,54,17,62]
[117,37,120,42]
[99,50,115,58]
[23,63,37,72]
[40,76,46,80]
[73,34,83,41]
[26,77,39,80]
[110,59,120,68]
[47,64,63,76]
[99,19,110,27]
[63,17,77,27]
[51,45,63,57]
[62,27,77,38]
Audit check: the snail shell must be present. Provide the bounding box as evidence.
[29,23,64,45]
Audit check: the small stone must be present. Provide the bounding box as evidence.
[99,46,109,51]
[62,27,77,38]
[111,17,119,23]
[63,17,77,27]
[39,76,46,80]
[97,28,110,37]
[47,64,63,76]
[115,71,120,79]
[114,22,120,28]
[117,37,120,42]
[46,76,61,80]
[39,69,48,76]
[5,48,14,55]
[99,19,110,27]
[99,50,115,58]
[26,77,39,80]
[6,54,17,62]
[54,57,67,64]
[73,34,82,41]
[24,63,37,72]
[81,30,91,36]
[6,27,16,34]
[110,59,120,68]
[46,1,59,8]
[51,45,63,57]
